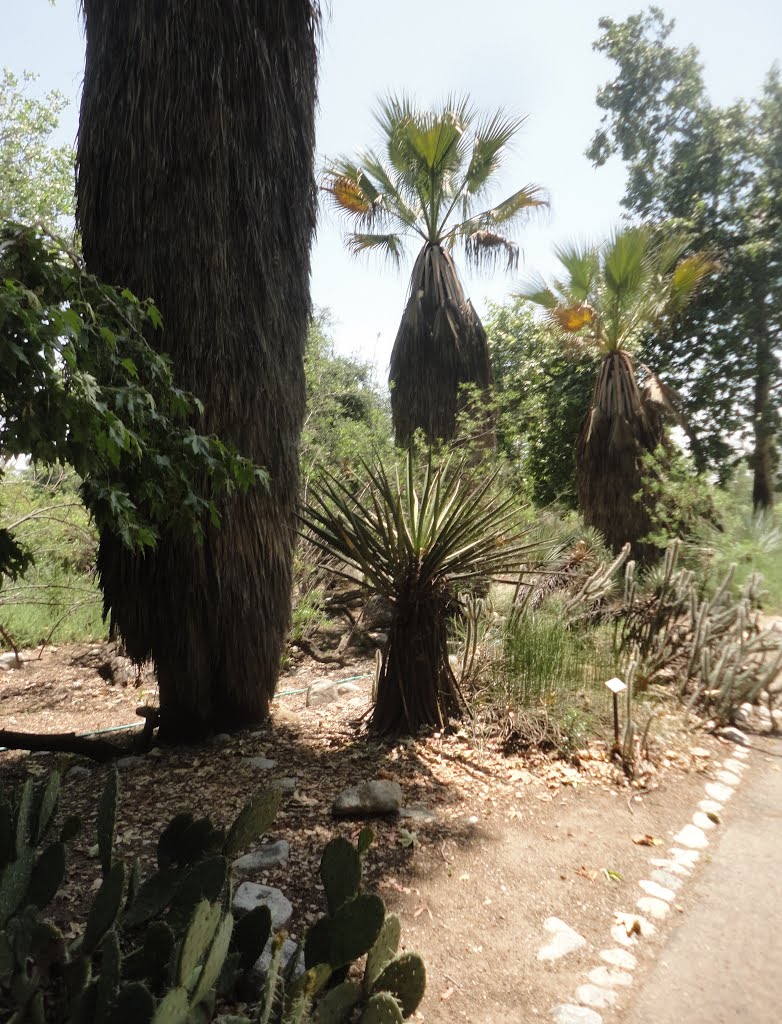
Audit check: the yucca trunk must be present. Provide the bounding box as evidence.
[77,1,319,740]
[577,351,663,563]
[389,244,494,449]
[372,588,463,734]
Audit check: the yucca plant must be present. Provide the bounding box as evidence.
[300,453,546,734]
[518,225,717,562]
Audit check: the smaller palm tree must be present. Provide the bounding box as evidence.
[323,94,547,447]
[518,226,717,560]
[300,453,545,734]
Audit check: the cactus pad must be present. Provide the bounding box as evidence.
[96,768,119,877]
[329,894,385,968]
[109,981,155,1024]
[320,837,361,915]
[178,900,221,988]
[150,986,190,1024]
[223,788,282,859]
[371,953,426,1017]
[26,842,66,910]
[83,861,126,954]
[231,904,272,971]
[122,868,180,930]
[192,913,234,1005]
[363,913,401,991]
[313,980,362,1023]
[359,992,404,1024]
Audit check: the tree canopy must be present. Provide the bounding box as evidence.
[588,8,782,506]
[0,68,74,229]
[0,224,262,585]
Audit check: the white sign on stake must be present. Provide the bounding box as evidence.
[604,677,628,694]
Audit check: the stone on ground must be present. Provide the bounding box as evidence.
[673,823,709,849]
[717,726,748,746]
[639,879,676,901]
[271,777,297,795]
[244,757,276,770]
[715,769,740,787]
[637,896,670,920]
[705,781,734,802]
[650,869,683,891]
[232,840,290,873]
[691,811,717,831]
[552,1004,603,1024]
[576,984,617,1009]
[232,883,292,929]
[332,780,403,816]
[588,966,633,987]
[600,948,637,970]
[538,918,587,961]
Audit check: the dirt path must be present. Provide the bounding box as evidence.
[0,643,755,1022]
[386,761,715,1022]
[620,734,782,1024]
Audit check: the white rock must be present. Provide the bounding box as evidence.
[697,799,722,814]
[232,840,290,873]
[705,782,734,802]
[609,925,637,947]
[306,680,339,706]
[639,879,676,901]
[637,896,670,920]
[674,824,709,849]
[232,883,292,929]
[332,780,403,816]
[551,1005,603,1024]
[271,777,297,795]
[0,652,24,669]
[715,769,740,787]
[692,811,716,831]
[244,757,277,770]
[335,682,362,697]
[537,918,587,961]
[669,847,700,867]
[600,949,637,970]
[650,869,683,891]
[116,756,144,769]
[398,806,437,823]
[588,966,633,988]
[650,857,690,877]
[576,984,617,1009]
[722,758,745,775]
[248,937,304,993]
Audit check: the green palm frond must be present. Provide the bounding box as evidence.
[325,92,544,254]
[462,110,527,197]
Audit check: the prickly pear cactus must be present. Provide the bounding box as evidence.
[371,952,426,1017]
[319,837,361,915]
[223,788,282,860]
[96,768,119,877]
[358,992,404,1024]
[313,980,361,1024]
[363,913,401,990]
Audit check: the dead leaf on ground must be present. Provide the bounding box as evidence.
[632,834,662,847]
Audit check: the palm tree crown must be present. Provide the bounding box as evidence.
[324,94,546,269]
[518,226,716,354]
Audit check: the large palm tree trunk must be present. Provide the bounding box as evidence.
[577,352,663,563]
[389,245,494,448]
[77,1,320,740]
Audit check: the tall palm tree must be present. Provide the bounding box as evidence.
[77,1,321,740]
[518,226,717,560]
[324,94,547,447]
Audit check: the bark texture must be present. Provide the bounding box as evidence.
[77,1,320,739]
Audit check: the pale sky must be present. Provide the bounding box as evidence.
[3,0,781,374]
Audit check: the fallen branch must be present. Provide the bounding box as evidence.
[0,728,130,762]
[289,637,346,666]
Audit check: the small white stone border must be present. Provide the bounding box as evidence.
[540,744,751,1024]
